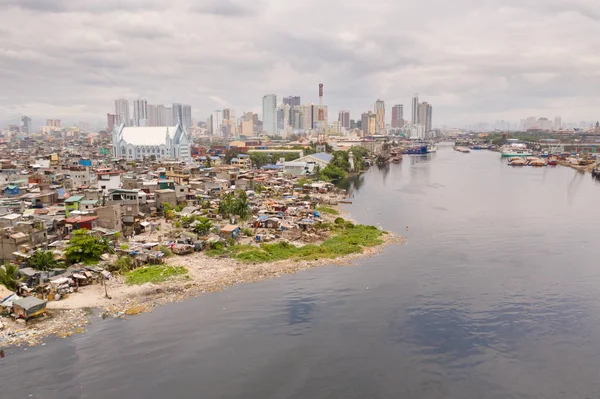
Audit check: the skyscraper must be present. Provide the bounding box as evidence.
[262,94,277,135]
[338,110,350,129]
[361,111,376,136]
[411,94,419,125]
[147,104,158,126]
[107,113,117,131]
[418,102,433,133]
[115,98,130,126]
[21,116,31,134]
[133,98,147,126]
[182,105,192,129]
[210,110,223,136]
[374,99,385,132]
[391,105,404,128]
[172,103,183,125]
[283,96,301,107]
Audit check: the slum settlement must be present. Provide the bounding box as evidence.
[0,137,393,347]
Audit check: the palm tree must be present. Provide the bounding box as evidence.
[0,263,20,291]
[29,250,56,271]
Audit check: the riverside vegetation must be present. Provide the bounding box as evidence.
[207,218,385,263]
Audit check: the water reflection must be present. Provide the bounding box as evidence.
[337,174,365,196]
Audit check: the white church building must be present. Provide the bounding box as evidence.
[112,124,191,162]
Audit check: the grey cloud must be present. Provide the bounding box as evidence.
[0,0,164,13]
[2,0,600,127]
[192,0,260,16]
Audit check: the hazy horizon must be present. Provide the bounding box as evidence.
[2,0,600,129]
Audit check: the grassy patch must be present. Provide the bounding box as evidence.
[233,223,384,263]
[125,265,187,285]
[316,205,339,215]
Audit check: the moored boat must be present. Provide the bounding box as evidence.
[508,157,526,166]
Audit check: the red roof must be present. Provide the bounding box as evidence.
[65,216,98,224]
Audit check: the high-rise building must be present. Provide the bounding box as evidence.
[283,96,301,107]
[418,102,433,133]
[262,94,277,135]
[411,94,419,125]
[46,119,61,128]
[115,99,130,126]
[374,99,385,132]
[210,110,223,136]
[391,104,404,128]
[361,111,376,136]
[338,110,350,129]
[311,104,328,129]
[21,116,31,134]
[172,103,183,125]
[133,98,147,126]
[182,105,192,129]
[291,106,303,130]
[78,122,90,132]
[241,112,254,136]
[157,105,173,126]
[553,116,562,130]
[147,105,158,126]
[107,113,117,131]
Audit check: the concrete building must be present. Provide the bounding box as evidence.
[241,112,254,136]
[391,104,404,128]
[283,96,301,107]
[311,104,328,129]
[338,110,350,129]
[96,171,121,195]
[21,116,32,134]
[361,111,377,136]
[182,104,192,129]
[375,99,385,132]
[112,124,191,162]
[418,102,433,133]
[411,94,419,125]
[133,98,147,126]
[147,104,158,126]
[262,94,277,135]
[210,110,223,136]
[115,99,130,126]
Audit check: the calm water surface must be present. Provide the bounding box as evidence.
[3,144,600,398]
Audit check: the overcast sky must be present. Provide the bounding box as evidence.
[1,0,600,129]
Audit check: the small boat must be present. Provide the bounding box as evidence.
[454,146,470,153]
[508,157,526,166]
[548,157,558,166]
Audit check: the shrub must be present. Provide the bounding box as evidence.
[120,244,129,250]
[65,229,110,265]
[114,256,133,274]
[242,228,253,237]
[159,245,173,257]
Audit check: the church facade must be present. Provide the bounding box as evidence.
[112,124,191,162]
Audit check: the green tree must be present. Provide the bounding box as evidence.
[0,263,21,291]
[65,229,110,265]
[29,250,57,271]
[319,164,348,181]
[218,192,236,218]
[204,156,213,168]
[192,217,213,235]
[223,149,239,164]
[233,190,251,220]
[218,190,251,220]
[249,153,269,168]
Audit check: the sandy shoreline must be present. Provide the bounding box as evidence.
[1,229,404,347]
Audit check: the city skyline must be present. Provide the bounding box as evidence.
[3,1,600,129]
